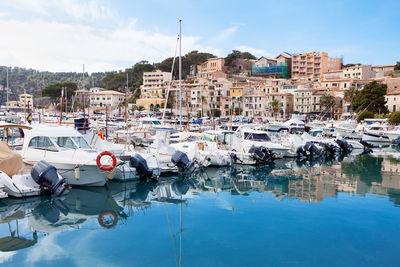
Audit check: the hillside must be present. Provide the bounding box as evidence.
[0,66,106,100]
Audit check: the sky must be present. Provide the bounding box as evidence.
[0,0,398,73]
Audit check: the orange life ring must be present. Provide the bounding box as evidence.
[96,151,117,171]
[97,210,118,228]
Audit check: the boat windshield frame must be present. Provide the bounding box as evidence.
[244,132,271,141]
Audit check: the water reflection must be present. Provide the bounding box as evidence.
[1,154,400,256]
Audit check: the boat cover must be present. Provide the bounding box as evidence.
[0,142,23,177]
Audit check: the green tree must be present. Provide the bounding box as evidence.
[102,61,155,96]
[344,86,357,103]
[156,50,216,79]
[43,81,77,101]
[224,50,256,67]
[319,94,336,117]
[357,110,375,122]
[389,112,400,124]
[351,81,388,114]
[166,92,175,113]
[211,109,221,117]
[395,61,400,71]
[270,99,279,118]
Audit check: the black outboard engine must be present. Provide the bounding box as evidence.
[392,136,400,145]
[303,142,322,157]
[360,139,373,149]
[249,145,274,164]
[296,146,308,157]
[320,142,338,156]
[335,139,353,152]
[31,160,69,196]
[171,151,197,174]
[129,154,153,179]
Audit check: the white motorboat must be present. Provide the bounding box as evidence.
[203,130,258,165]
[17,124,118,186]
[0,141,69,198]
[231,128,289,159]
[171,139,231,167]
[361,124,391,143]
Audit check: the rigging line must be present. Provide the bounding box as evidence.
[162,35,180,125]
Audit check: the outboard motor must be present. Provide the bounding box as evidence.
[31,160,69,196]
[129,154,153,179]
[249,145,274,164]
[335,139,353,152]
[392,136,400,145]
[360,140,373,149]
[320,142,338,156]
[171,151,197,174]
[296,146,308,157]
[303,142,322,157]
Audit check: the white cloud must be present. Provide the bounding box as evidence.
[0,18,214,73]
[4,0,116,21]
[0,0,222,72]
[234,45,270,57]
[217,25,239,41]
[25,233,67,264]
[0,251,17,264]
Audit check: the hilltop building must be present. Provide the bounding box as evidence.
[291,52,342,81]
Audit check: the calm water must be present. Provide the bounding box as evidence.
[1,154,400,266]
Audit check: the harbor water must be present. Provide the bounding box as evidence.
[1,154,400,266]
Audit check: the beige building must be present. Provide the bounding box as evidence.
[197,58,225,78]
[342,65,376,80]
[291,52,342,81]
[90,90,125,110]
[385,92,400,113]
[6,93,34,110]
[372,65,395,77]
[141,71,172,99]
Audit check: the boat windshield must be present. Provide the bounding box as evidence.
[72,137,91,149]
[244,132,271,141]
[51,137,77,149]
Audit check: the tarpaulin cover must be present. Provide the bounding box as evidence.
[0,142,22,177]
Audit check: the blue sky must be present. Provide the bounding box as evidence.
[0,0,398,72]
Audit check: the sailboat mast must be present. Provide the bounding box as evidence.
[179,19,182,129]
[6,67,9,104]
[125,73,128,124]
[83,64,86,133]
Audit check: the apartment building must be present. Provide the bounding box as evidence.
[294,89,314,113]
[291,52,342,81]
[141,71,172,99]
[90,90,125,110]
[262,93,294,117]
[342,65,376,80]
[6,93,34,110]
[197,58,225,78]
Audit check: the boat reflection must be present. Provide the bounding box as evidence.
[1,154,400,253]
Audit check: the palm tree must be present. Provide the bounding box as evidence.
[271,99,279,118]
[319,93,336,118]
[344,86,358,103]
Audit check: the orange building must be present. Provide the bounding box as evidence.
[291,52,342,81]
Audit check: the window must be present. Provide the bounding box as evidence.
[51,137,76,149]
[72,137,91,149]
[29,136,57,151]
